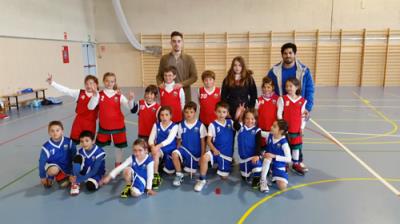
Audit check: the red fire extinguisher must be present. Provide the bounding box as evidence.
[62,46,69,64]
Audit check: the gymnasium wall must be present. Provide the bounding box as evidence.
[0,0,95,97]
[94,0,400,87]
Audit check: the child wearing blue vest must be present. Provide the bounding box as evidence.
[101,138,156,197]
[256,119,292,193]
[172,102,207,187]
[38,121,76,188]
[148,106,178,190]
[194,101,235,192]
[233,107,263,189]
[69,131,106,195]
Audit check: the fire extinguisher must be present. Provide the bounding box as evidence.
[62,46,69,64]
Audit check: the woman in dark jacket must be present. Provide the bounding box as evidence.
[221,56,258,119]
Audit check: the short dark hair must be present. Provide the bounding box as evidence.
[158,106,172,121]
[79,130,95,141]
[145,84,158,96]
[171,31,183,39]
[48,120,64,130]
[281,42,297,54]
[163,65,177,76]
[215,101,229,111]
[184,101,197,112]
[201,70,216,81]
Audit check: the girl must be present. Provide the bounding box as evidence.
[88,72,133,167]
[234,107,263,189]
[148,106,178,190]
[256,76,279,135]
[46,74,98,144]
[101,138,156,198]
[221,56,257,119]
[257,119,292,192]
[277,77,307,176]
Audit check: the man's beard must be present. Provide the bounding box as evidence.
[283,58,293,64]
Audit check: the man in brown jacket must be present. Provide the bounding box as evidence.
[156,31,198,102]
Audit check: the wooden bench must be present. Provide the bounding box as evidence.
[1,88,47,111]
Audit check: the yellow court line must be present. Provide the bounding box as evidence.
[237,177,400,224]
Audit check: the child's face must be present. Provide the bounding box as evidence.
[243,112,256,127]
[233,60,242,74]
[80,137,94,150]
[48,125,63,141]
[184,108,196,121]
[203,77,215,89]
[164,72,176,84]
[144,92,156,104]
[262,83,274,95]
[270,121,281,136]
[159,110,172,123]
[132,145,146,159]
[215,107,228,120]
[104,76,116,89]
[285,81,297,96]
[85,79,97,93]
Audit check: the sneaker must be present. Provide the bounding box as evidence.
[120,185,131,198]
[152,173,162,190]
[70,183,80,196]
[300,162,309,172]
[0,114,9,120]
[260,180,269,193]
[292,163,305,176]
[194,179,207,192]
[252,177,260,189]
[172,174,184,187]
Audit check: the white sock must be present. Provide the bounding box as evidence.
[176,172,183,177]
[261,159,271,181]
[115,148,124,163]
[292,150,300,163]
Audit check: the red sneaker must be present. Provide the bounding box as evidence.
[291,163,305,176]
[70,183,80,196]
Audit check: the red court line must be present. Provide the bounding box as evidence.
[0,114,74,147]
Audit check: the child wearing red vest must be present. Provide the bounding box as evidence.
[47,74,99,144]
[256,76,279,145]
[159,66,185,123]
[130,85,160,141]
[88,72,133,167]
[277,77,307,176]
[198,70,221,126]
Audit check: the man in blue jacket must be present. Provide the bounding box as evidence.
[266,42,315,173]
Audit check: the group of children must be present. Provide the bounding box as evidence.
[39,65,307,198]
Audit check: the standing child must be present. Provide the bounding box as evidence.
[256,76,279,135]
[70,131,106,195]
[46,74,99,144]
[257,119,292,192]
[101,138,156,198]
[130,85,160,141]
[88,72,133,168]
[159,66,185,123]
[171,101,207,187]
[234,107,263,189]
[277,77,307,175]
[198,70,221,126]
[38,121,76,188]
[148,106,178,190]
[194,101,235,192]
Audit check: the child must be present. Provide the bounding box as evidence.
[194,101,234,192]
[257,119,292,192]
[0,99,9,120]
[159,66,185,123]
[88,72,133,167]
[277,77,307,175]
[70,131,106,195]
[46,74,99,144]
[255,76,279,135]
[148,106,178,190]
[130,85,160,141]
[233,108,263,189]
[198,70,221,126]
[101,138,156,198]
[38,121,76,188]
[171,101,207,187]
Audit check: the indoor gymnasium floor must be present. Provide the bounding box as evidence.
[0,87,399,224]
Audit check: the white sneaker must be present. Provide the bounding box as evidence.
[300,162,309,172]
[173,174,184,187]
[70,183,80,195]
[194,179,206,192]
[260,180,269,193]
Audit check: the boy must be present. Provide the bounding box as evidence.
[198,70,220,126]
[38,121,76,188]
[171,101,207,186]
